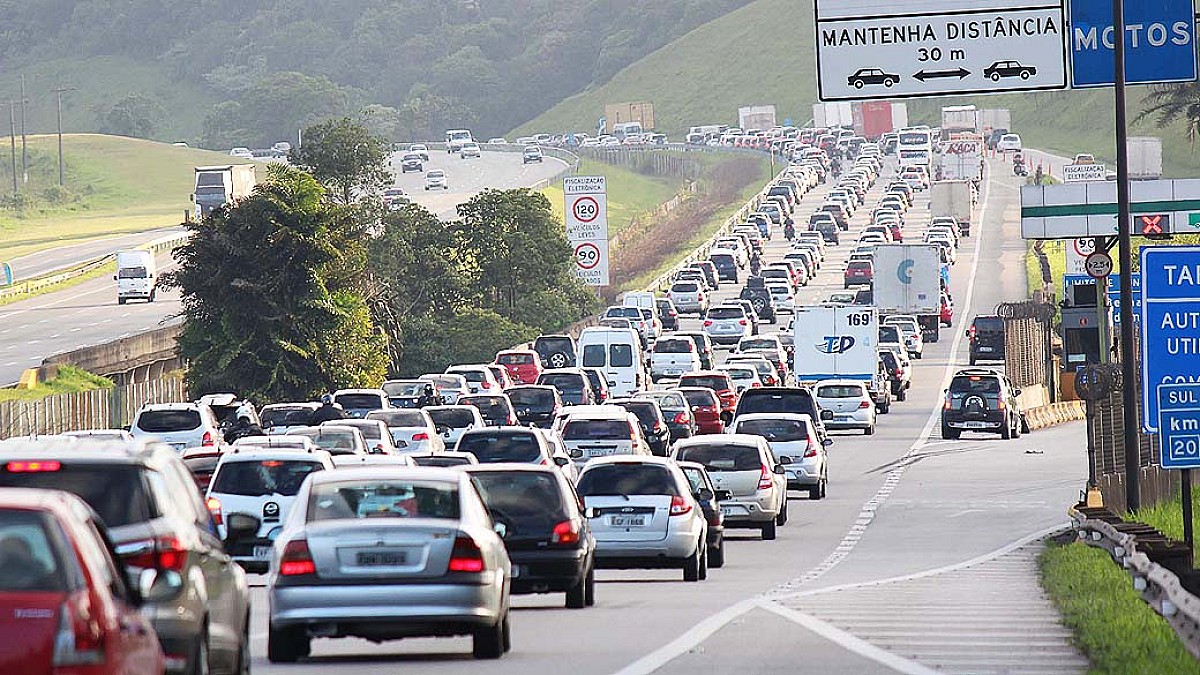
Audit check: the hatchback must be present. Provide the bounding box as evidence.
[456,427,558,467]
[506,385,563,428]
[559,409,650,465]
[676,462,728,568]
[365,409,446,453]
[669,281,708,315]
[702,305,751,346]
[844,260,874,288]
[634,390,695,442]
[265,468,511,661]
[679,372,739,422]
[460,394,518,427]
[494,350,543,385]
[424,169,448,190]
[673,435,788,539]
[814,380,877,435]
[331,389,390,418]
[446,365,501,394]
[708,253,739,283]
[730,413,830,499]
[576,457,709,581]
[130,402,222,452]
[677,387,724,435]
[968,315,1006,365]
[537,369,596,406]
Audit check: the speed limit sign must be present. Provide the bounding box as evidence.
[564,176,609,286]
[575,242,601,269]
[572,196,600,223]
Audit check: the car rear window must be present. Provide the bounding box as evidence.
[428,408,477,429]
[136,409,201,433]
[671,282,699,293]
[508,388,555,410]
[261,407,315,428]
[0,511,66,592]
[211,460,324,497]
[710,254,735,265]
[880,326,901,343]
[367,410,426,427]
[0,464,154,528]
[471,472,564,525]
[576,464,679,497]
[818,384,866,398]
[289,430,359,454]
[423,376,461,389]
[450,370,485,383]
[615,402,659,428]
[335,394,384,410]
[706,307,743,320]
[974,317,1004,332]
[383,381,425,397]
[740,339,778,352]
[640,392,686,411]
[458,432,542,463]
[676,444,763,471]
[737,418,810,442]
[411,455,474,467]
[307,480,459,522]
[535,338,573,355]
[680,375,732,392]
[498,353,534,365]
[610,344,634,368]
[562,419,631,441]
[655,339,694,354]
[950,376,1002,394]
[848,262,872,271]
[462,397,510,421]
[540,374,585,391]
[681,389,718,408]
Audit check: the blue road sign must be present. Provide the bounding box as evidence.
[1107,274,1142,326]
[1069,0,1198,87]
[1140,246,1200,431]
[1158,384,1200,469]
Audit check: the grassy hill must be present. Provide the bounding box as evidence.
[516,0,1200,177]
[0,134,246,261]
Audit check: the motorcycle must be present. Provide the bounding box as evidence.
[784,223,795,241]
[1013,161,1028,177]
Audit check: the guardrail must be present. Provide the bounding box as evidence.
[1070,505,1200,657]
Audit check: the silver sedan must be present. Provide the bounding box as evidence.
[266,467,512,661]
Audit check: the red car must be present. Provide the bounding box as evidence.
[495,349,543,385]
[679,372,739,423]
[678,387,725,434]
[0,488,164,675]
[941,292,955,327]
[844,261,874,289]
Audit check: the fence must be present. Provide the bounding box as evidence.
[577,148,705,179]
[0,377,187,438]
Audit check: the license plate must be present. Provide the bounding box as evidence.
[665,369,682,376]
[721,505,748,516]
[586,447,616,457]
[978,347,993,352]
[835,415,852,422]
[356,550,408,566]
[961,421,988,429]
[253,546,273,560]
[609,515,647,527]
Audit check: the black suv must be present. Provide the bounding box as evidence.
[941,369,1023,440]
[534,334,577,370]
[967,315,1006,365]
[507,385,564,428]
[0,437,251,675]
[739,276,777,324]
[734,387,830,439]
[610,398,672,456]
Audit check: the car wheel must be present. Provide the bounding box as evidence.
[117,297,126,305]
[698,540,709,580]
[884,78,895,87]
[1021,71,1030,80]
[584,564,597,605]
[502,611,512,653]
[879,400,890,414]
[1013,415,1022,438]
[897,387,907,402]
[709,537,726,568]
[566,567,590,609]
[854,79,865,89]
[969,355,977,366]
[864,424,875,436]
[762,518,777,540]
[820,477,828,499]
[547,352,570,369]
[473,612,508,659]
[776,499,788,526]
[683,543,702,581]
[914,352,922,360]
[1020,414,1031,435]
[991,72,1001,82]
[941,424,960,440]
[267,624,309,663]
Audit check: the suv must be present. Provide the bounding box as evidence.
[400,153,423,172]
[130,402,223,452]
[968,315,1006,365]
[523,145,544,163]
[733,387,829,440]
[0,437,251,675]
[534,334,577,370]
[739,276,776,324]
[673,435,788,540]
[941,369,1024,440]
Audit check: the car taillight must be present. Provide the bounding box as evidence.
[5,460,61,472]
[739,319,748,326]
[123,535,187,572]
[673,412,689,424]
[859,400,871,409]
[53,592,104,667]
[758,465,774,490]
[944,397,953,410]
[507,415,518,425]
[206,497,223,526]
[448,536,486,573]
[280,539,316,576]
[998,400,1007,410]
[805,438,818,458]
[704,320,714,327]
[895,369,903,377]
[201,431,214,447]
[552,520,581,545]
[412,432,429,441]
[669,495,693,516]
[482,381,492,389]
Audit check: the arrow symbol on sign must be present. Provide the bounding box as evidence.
[913,68,971,82]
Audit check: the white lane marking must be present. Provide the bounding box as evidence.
[756,601,941,675]
[610,600,758,675]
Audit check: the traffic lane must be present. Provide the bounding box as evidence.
[7,226,186,281]
[0,252,181,385]
[389,151,567,219]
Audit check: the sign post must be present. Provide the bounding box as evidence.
[1157,383,1200,551]
[563,176,610,287]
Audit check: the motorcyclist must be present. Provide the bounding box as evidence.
[310,393,348,423]
[226,408,264,442]
[784,222,795,241]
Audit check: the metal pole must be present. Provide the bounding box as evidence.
[1183,469,1194,555]
[8,103,17,196]
[19,75,27,185]
[55,88,65,186]
[1113,0,1141,511]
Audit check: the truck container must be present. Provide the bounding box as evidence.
[940,105,978,134]
[115,249,157,305]
[193,164,256,218]
[813,102,853,129]
[931,181,975,234]
[1127,137,1163,179]
[738,105,777,132]
[604,102,655,135]
[872,245,942,316]
[976,109,1012,135]
[792,305,879,386]
[938,134,984,181]
[853,102,897,140]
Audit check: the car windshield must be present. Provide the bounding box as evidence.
[308,480,459,522]
[212,460,324,497]
[576,464,679,497]
[288,430,359,454]
[461,397,510,422]
[818,384,865,398]
[0,511,66,592]
[655,339,693,354]
[681,389,718,408]
[261,407,315,428]
[367,410,427,427]
[562,419,630,440]
[950,376,1002,394]
[675,444,762,471]
[0,464,154,528]
[458,432,542,463]
[137,409,200,432]
[428,408,477,429]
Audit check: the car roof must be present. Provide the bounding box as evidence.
[217,447,332,463]
[462,463,560,475]
[308,466,464,486]
[814,379,869,387]
[734,412,814,423]
[0,437,174,464]
[0,488,93,517]
[675,433,765,447]
[580,455,676,468]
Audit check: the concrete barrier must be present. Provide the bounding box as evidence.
[1025,400,1086,430]
[42,323,184,386]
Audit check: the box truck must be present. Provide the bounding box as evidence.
[871,244,943,346]
[604,102,655,135]
[931,180,975,236]
[1127,137,1163,179]
[792,305,879,387]
[852,102,908,140]
[813,102,853,128]
[938,134,984,181]
[941,106,978,134]
[738,105,777,132]
[115,249,157,305]
[193,164,257,219]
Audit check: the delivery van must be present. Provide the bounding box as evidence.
[115,249,157,304]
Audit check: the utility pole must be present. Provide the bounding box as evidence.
[7,101,17,196]
[19,75,27,185]
[52,86,75,187]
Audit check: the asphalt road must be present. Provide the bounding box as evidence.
[243,157,1088,674]
[5,226,187,282]
[0,150,564,386]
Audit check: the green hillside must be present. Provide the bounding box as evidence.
[516,0,1200,177]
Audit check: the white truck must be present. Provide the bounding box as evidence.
[813,102,853,128]
[193,164,256,219]
[872,245,943,342]
[931,180,975,237]
[1128,137,1163,180]
[739,105,777,132]
[938,134,984,181]
[793,305,879,387]
[115,249,157,305]
[976,109,1012,135]
[940,105,978,134]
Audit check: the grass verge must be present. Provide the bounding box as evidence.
[1134,489,1200,560]
[0,365,114,402]
[541,159,685,235]
[1041,539,1198,674]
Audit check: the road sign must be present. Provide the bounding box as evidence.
[1069,0,1198,88]
[1158,384,1200,469]
[1022,179,1200,239]
[564,176,610,286]
[1085,251,1113,278]
[1106,274,1142,326]
[1062,163,1108,183]
[814,1,1067,101]
[1139,246,1200,431]
[1065,238,1095,274]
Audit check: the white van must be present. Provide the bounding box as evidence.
[115,249,157,304]
[577,326,646,397]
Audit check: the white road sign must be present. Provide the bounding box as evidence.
[1062,163,1108,183]
[1085,251,1113,279]
[814,1,1068,101]
[1065,237,1095,274]
[564,175,610,286]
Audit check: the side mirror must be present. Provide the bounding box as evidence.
[224,512,261,544]
[820,410,834,421]
[696,487,714,502]
[553,456,570,467]
[822,438,834,447]
[777,455,794,465]
[772,464,787,475]
[568,448,584,459]
[714,489,733,501]
[137,568,183,603]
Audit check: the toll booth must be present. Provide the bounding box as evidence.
[1061,282,1104,367]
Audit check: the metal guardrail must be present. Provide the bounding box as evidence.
[1070,505,1200,657]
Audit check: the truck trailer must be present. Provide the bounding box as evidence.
[193,164,257,219]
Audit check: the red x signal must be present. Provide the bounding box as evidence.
[1139,214,1171,239]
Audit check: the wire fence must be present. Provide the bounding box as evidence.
[0,377,187,439]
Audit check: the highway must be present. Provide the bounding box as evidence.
[6,226,186,281]
[0,150,567,386]
[244,157,1089,674]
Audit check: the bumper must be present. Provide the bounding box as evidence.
[706,333,746,345]
[825,413,873,429]
[719,497,777,526]
[508,547,589,594]
[593,530,698,564]
[945,417,1004,430]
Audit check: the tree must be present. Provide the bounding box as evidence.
[164,163,387,401]
[95,94,165,139]
[200,72,354,148]
[290,118,393,204]
[1138,83,1200,150]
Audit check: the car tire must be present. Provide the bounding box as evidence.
[991,73,1001,82]
[941,424,960,440]
[897,387,907,402]
[884,78,895,87]
[762,519,777,541]
[1020,414,1031,435]
[473,612,508,659]
[566,567,590,609]
[1021,71,1030,80]
[969,355,977,366]
[698,541,709,580]
[776,499,788,526]
[547,352,570,369]
[584,565,597,606]
[879,400,890,414]
[914,352,922,360]
[1013,415,1022,438]
[683,543,702,581]
[117,297,126,305]
[267,624,309,663]
[1001,420,1013,440]
[709,538,726,568]
[854,80,865,89]
[864,424,875,436]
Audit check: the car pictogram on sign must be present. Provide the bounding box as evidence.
[983,60,1037,81]
[847,68,900,89]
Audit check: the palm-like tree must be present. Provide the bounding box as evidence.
[1137,82,1200,150]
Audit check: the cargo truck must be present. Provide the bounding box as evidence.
[813,102,853,129]
[604,102,655,135]
[931,180,975,237]
[941,105,978,134]
[738,105,777,132]
[852,101,908,140]
[938,134,984,181]
[115,249,156,305]
[193,164,256,219]
[872,245,943,343]
[793,305,883,389]
[976,109,1012,136]
[1127,137,1163,180]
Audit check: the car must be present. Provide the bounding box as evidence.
[285,425,369,456]
[181,446,223,491]
[558,407,650,465]
[733,387,829,440]
[826,291,857,304]
[676,462,729,568]
[460,142,482,158]
[726,354,783,389]
[408,143,430,160]
[380,380,442,409]
[322,418,398,454]
[708,252,739,283]
[702,304,752,346]
[996,133,1023,152]
[400,153,424,173]
[522,146,544,164]
[884,315,925,359]
[720,364,763,394]
[231,435,320,452]
[765,281,795,314]
[657,297,681,331]
[61,428,136,442]
[424,169,448,190]
[382,187,407,209]
[506,385,563,428]
[968,314,1006,364]
[0,437,251,675]
[675,331,717,370]
[673,434,788,539]
[634,390,696,442]
[494,349,544,386]
[460,394,519,427]
[331,388,390,418]
[677,387,725,435]
[487,137,509,144]
[533,334,577,371]
[229,147,253,159]
[739,277,776,324]
[206,447,335,572]
[408,451,479,467]
[465,465,595,608]
[730,413,830,499]
[418,374,472,405]
[259,403,320,434]
[455,426,567,470]
[537,368,598,406]
[0,488,165,675]
[130,402,223,452]
[581,368,612,403]
[650,336,702,383]
[576,457,709,581]
[264,467,512,661]
[879,347,912,401]
[983,60,1037,81]
[365,408,447,453]
[844,260,874,289]
[610,398,672,457]
[735,334,789,380]
[679,371,739,423]
[814,380,877,435]
[847,67,900,88]
[487,364,515,390]
[941,369,1025,440]
[445,365,502,395]
[425,405,486,445]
